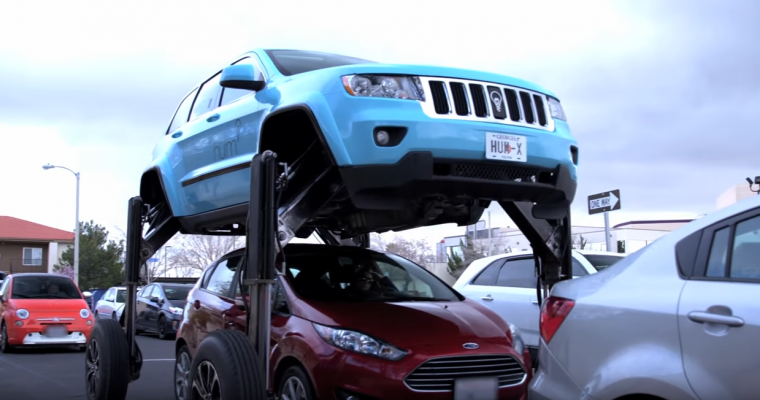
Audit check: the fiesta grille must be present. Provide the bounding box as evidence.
[420,77,555,131]
[404,354,526,392]
[435,162,541,182]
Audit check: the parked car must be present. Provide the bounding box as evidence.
[86,287,110,311]
[175,244,532,400]
[529,194,760,399]
[135,282,193,340]
[94,286,127,323]
[453,249,625,358]
[0,271,6,282]
[139,48,578,242]
[0,273,94,352]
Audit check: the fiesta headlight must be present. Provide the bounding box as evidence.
[508,322,525,355]
[342,75,425,101]
[313,322,407,361]
[80,308,91,319]
[16,309,30,319]
[547,97,567,121]
[169,307,184,315]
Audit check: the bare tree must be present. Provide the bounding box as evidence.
[573,234,588,250]
[167,234,245,275]
[370,233,434,266]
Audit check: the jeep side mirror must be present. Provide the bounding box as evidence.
[220,64,265,91]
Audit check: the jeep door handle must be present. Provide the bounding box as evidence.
[532,300,539,305]
[206,114,220,123]
[481,295,493,301]
[688,311,745,327]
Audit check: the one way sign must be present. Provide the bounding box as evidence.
[587,189,621,215]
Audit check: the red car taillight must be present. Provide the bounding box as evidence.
[539,296,575,344]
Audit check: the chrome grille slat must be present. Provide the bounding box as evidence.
[419,76,554,131]
[404,354,526,392]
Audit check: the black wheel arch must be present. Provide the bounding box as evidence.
[259,103,338,166]
[139,167,172,213]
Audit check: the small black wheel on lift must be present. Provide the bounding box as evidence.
[187,329,266,400]
[85,319,131,400]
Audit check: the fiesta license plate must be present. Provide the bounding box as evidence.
[485,132,526,163]
[44,325,68,338]
[453,376,498,400]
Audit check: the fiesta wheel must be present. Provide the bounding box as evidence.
[85,319,130,400]
[187,329,265,400]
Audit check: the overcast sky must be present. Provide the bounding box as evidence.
[1,0,757,246]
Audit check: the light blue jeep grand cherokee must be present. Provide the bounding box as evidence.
[140,49,578,237]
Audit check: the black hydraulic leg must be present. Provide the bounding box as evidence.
[499,201,573,297]
[123,197,144,382]
[244,150,279,397]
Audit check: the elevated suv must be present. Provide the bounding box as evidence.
[140,49,578,239]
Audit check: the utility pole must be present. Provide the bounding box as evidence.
[163,246,172,278]
[487,211,492,256]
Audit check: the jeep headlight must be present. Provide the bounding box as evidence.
[169,307,184,316]
[547,97,567,121]
[313,322,407,361]
[508,322,525,355]
[342,75,425,101]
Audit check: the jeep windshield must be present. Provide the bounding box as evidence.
[265,49,376,76]
[283,247,461,302]
[11,275,82,299]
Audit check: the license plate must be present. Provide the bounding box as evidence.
[44,325,68,338]
[485,132,526,163]
[453,376,498,400]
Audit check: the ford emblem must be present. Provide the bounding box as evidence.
[53,317,59,322]
[463,343,479,350]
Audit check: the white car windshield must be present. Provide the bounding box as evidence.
[583,254,626,271]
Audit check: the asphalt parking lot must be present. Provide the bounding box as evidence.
[0,333,176,399]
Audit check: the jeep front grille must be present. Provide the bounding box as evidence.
[419,77,555,132]
[434,162,541,182]
[404,354,526,392]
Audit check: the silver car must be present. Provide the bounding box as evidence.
[529,194,760,399]
[94,286,127,323]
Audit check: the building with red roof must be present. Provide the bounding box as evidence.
[0,216,74,274]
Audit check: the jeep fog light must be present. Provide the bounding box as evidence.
[342,75,425,101]
[375,130,390,146]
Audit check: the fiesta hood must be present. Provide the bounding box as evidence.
[300,299,510,348]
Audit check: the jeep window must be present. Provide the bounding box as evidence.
[190,72,223,120]
[167,88,198,134]
[264,49,375,76]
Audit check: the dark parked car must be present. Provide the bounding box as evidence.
[135,282,193,340]
[174,244,532,400]
[0,271,7,282]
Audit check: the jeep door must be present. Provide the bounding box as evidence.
[173,55,268,216]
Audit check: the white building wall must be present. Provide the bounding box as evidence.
[717,184,756,210]
[47,242,58,273]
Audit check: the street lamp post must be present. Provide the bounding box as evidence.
[43,164,80,287]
